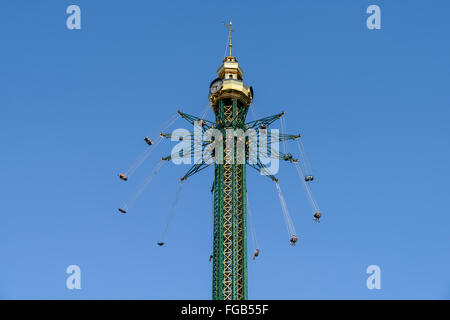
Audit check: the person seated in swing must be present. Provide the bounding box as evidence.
[290,235,298,245]
[252,249,260,260]
[144,137,153,146]
[313,211,322,222]
[283,153,294,162]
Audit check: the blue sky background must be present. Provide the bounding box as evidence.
[1,0,449,299]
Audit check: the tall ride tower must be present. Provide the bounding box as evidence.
[209,24,253,300]
[122,22,314,300]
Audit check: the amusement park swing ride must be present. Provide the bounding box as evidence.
[116,22,323,300]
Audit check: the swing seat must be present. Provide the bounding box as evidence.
[157,242,164,246]
[290,235,298,245]
[313,211,321,222]
[304,175,314,182]
[283,153,294,161]
[144,137,153,146]
[118,208,126,214]
[119,174,128,181]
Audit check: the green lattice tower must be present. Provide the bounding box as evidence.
[212,98,249,300]
[209,55,253,300]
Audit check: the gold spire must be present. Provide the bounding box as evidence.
[209,21,253,107]
[223,20,233,57]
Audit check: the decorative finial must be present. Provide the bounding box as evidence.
[223,20,233,57]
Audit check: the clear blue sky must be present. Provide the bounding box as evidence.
[1,0,450,299]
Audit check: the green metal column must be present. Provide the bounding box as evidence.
[212,98,248,300]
